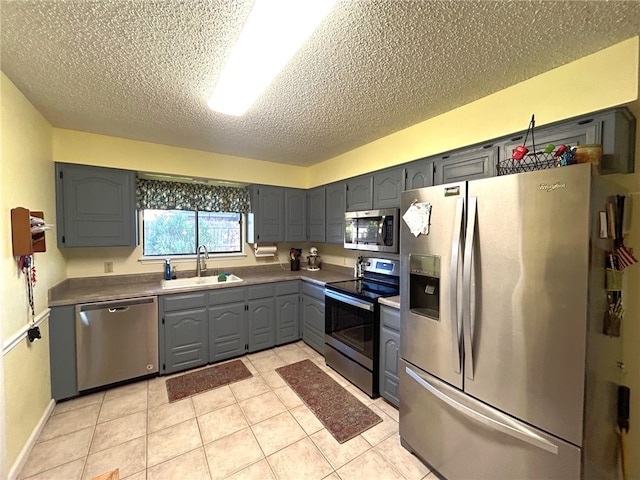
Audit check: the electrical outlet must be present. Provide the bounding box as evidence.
[104,261,113,273]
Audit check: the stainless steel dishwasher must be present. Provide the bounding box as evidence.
[75,296,158,391]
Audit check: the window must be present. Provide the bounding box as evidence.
[143,209,242,256]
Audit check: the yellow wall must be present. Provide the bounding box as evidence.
[53,129,307,188]
[308,37,640,186]
[1,72,66,475]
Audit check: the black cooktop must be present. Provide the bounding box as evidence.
[326,278,399,301]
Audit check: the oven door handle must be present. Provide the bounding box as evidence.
[325,289,374,311]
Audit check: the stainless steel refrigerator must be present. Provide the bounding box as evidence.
[399,162,625,479]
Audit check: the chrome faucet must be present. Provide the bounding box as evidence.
[196,245,208,277]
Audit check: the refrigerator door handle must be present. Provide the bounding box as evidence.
[462,196,477,380]
[450,197,464,374]
[405,366,559,455]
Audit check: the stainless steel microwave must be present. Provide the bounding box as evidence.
[344,208,399,253]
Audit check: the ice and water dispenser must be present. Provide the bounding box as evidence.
[409,254,441,320]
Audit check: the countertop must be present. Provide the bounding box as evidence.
[379,295,400,308]
[48,264,354,307]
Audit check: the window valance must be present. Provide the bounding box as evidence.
[136,178,250,213]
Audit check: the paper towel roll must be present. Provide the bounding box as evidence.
[253,245,278,257]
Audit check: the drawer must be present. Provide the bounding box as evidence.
[381,305,400,331]
[162,292,207,312]
[276,280,299,296]
[301,281,324,300]
[209,287,245,305]
[247,284,276,300]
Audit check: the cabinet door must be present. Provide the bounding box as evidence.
[285,188,307,242]
[380,305,400,406]
[209,302,246,362]
[56,163,137,247]
[325,182,346,244]
[592,108,636,174]
[373,167,405,208]
[49,305,78,401]
[346,176,373,211]
[434,146,497,185]
[164,308,208,374]
[380,327,400,406]
[250,186,284,243]
[276,293,300,345]
[302,295,325,355]
[247,298,275,352]
[405,158,434,190]
[307,187,326,243]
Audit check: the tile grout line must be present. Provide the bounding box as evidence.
[80,391,106,480]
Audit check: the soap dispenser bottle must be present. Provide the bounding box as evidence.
[164,259,171,280]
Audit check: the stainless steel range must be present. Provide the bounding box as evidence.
[324,257,400,397]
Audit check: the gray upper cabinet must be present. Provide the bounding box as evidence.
[405,158,434,190]
[55,162,137,247]
[593,108,636,174]
[248,185,284,243]
[301,281,325,355]
[208,288,246,363]
[373,167,405,208]
[307,187,326,243]
[434,146,498,185]
[284,188,307,242]
[346,176,373,211]
[502,120,597,165]
[325,181,346,244]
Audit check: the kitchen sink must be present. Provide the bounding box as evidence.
[161,274,243,290]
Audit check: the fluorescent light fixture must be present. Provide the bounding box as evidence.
[208,0,338,116]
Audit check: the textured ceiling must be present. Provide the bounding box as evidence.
[1,0,640,167]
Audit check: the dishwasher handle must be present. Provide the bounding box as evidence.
[77,296,157,313]
[108,307,130,313]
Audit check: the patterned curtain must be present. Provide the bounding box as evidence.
[136,178,250,213]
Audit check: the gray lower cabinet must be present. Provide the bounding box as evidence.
[49,305,78,400]
[55,162,137,248]
[161,292,208,374]
[208,287,246,363]
[276,281,300,345]
[247,284,276,353]
[379,305,400,407]
[301,281,325,354]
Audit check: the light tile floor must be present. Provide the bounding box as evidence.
[19,341,433,480]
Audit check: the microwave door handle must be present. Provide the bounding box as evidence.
[450,198,464,374]
[379,215,386,245]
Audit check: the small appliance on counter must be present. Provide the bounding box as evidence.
[290,248,302,271]
[307,246,321,271]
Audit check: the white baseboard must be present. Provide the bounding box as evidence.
[8,399,55,480]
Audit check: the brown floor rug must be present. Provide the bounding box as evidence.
[276,359,382,443]
[166,359,252,402]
